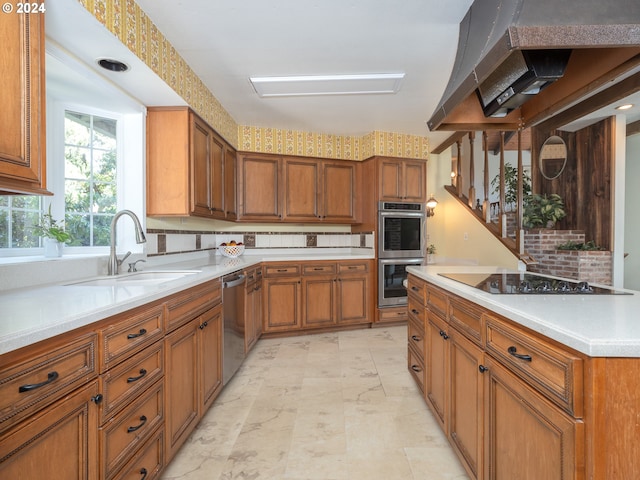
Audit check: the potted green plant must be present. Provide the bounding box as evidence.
[33,205,73,257]
[491,164,532,211]
[427,244,436,263]
[522,193,566,229]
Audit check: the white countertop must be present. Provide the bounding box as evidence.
[0,252,373,356]
[406,265,640,358]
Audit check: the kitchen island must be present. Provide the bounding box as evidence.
[406,265,640,480]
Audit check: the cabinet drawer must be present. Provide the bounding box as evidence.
[303,263,337,275]
[244,265,262,286]
[109,426,164,480]
[166,279,221,331]
[378,306,408,322]
[408,295,425,327]
[100,305,164,371]
[408,345,425,393]
[485,315,583,416]
[0,332,97,433]
[264,263,301,277]
[425,284,448,319]
[100,342,164,422]
[407,275,426,303]
[338,262,369,274]
[408,318,425,359]
[101,379,164,479]
[448,297,484,346]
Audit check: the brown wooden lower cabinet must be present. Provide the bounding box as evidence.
[449,328,484,480]
[483,356,581,480]
[0,380,100,479]
[244,266,263,353]
[263,274,303,332]
[164,302,223,462]
[263,260,372,334]
[406,273,640,480]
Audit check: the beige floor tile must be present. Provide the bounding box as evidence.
[161,326,469,480]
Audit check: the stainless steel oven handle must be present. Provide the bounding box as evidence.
[378,211,425,218]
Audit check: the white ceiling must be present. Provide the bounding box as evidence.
[45,0,640,151]
[46,0,474,149]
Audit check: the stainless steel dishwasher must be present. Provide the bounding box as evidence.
[222,270,246,384]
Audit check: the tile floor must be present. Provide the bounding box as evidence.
[160,325,468,480]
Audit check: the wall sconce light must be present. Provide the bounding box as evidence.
[426,194,438,217]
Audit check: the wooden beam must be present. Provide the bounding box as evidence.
[536,70,640,132]
[628,120,640,137]
[431,131,468,155]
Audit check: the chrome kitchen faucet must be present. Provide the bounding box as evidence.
[108,210,147,275]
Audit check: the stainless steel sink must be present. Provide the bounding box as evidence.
[68,270,200,287]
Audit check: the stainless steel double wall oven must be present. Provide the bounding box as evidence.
[377,201,426,307]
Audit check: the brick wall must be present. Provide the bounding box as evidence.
[524,229,612,285]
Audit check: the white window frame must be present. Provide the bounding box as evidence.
[47,102,146,257]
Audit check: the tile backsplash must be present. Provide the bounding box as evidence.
[147,229,374,256]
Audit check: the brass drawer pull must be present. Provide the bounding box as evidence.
[508,346,532,362]
[127,368,148,383]
[18,371,59,392]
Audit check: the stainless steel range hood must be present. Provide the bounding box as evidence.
[428,0,640,131]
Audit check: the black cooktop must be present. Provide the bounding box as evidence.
[439,272,632,295]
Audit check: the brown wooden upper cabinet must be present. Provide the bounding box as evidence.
[0,13,48,195]
[146,107,235,220]
[237,153,358,223]
[379,157,426,202]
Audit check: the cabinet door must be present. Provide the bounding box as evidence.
[237,155,281,221]
[245,278,263,353]
[224,145,237,219]
[199,305,223,412]
[449,330,484,480]
[283,158,320,221]
[425,311,449,431]
[210,134,225,217]
[403,160,426,202]
[191,115,212,217]
[263,277,301,332]
[484,357,581,480]
[302,276,336,328]
[322,161,357,222]
[379,159,403,200]
[336,275,369,325]
[164,319,199,461]
[0,13,47,195]
[0,381,99,479]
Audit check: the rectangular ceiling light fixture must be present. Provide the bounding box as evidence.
[249,73,405,97]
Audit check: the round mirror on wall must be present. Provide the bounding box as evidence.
[539,135,567,180]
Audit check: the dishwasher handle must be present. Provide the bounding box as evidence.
[223,274,246,288]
